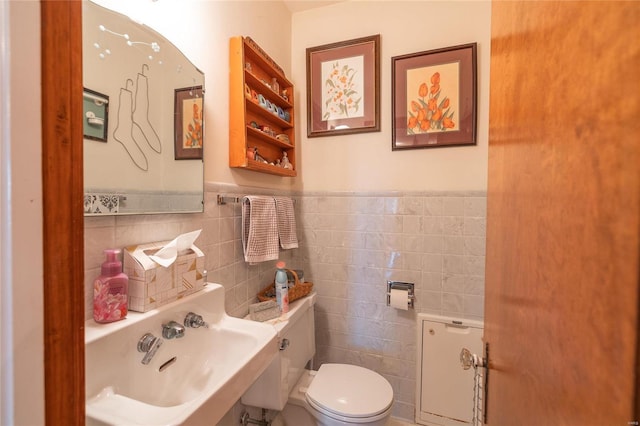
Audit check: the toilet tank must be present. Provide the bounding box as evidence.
[241,293,316,410]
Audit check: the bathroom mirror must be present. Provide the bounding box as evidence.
[82,0,204,215]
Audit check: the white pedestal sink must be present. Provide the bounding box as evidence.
[85,283,278,425]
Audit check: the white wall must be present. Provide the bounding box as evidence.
[1,1,44,425]
[292,1,491,192]
[89,0,491,194]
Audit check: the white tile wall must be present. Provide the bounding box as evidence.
[297,191,486,420]
[83,184,486,423]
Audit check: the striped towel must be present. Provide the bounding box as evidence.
[274,196,299,249]
[242,196,279,263]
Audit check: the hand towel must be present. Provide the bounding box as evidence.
[242,196,279,263]
[274,196,299,249]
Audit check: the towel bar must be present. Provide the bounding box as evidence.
[217,195,241,205]
[217,194,296,206]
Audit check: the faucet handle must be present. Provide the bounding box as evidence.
[184,312,208,328]
[138,333,163,365]
[162,321,185,339]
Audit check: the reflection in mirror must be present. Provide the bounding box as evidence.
[82,0,204,215]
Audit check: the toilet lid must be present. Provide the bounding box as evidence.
[305,364,393,419]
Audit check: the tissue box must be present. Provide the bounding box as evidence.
[123,240,205,312]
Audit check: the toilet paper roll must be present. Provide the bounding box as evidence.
[389,288,409,310]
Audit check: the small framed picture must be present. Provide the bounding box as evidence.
[83,88,109,142]
[174,86,204,160]
[392,43,477,150]
[306,34,380,137]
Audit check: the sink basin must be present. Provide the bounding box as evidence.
[85,283,278,426]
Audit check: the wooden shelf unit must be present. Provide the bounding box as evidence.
[229,36,296,176]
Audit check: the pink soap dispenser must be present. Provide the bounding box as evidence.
[93,249,128,323]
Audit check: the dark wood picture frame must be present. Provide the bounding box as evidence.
[174,86,204,160]
[392,43,477,150]
[306,34,380,137]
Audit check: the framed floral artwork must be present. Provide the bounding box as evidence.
[174,86,204,160]
[306,34,380,137]
[392,43,477,150]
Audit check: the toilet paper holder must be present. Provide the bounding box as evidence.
[386,281,415,309]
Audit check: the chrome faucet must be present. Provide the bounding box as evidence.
[138,333,163,365]
[184,312,208,328]
[162,321,186,339]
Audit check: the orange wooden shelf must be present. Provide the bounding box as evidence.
[229,36,296,177]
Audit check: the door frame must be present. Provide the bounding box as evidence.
[41,1,85,424]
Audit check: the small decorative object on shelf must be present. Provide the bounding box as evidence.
[247,147,256,160]
[281,152,293,170]
[254,149,268,164]
[275,134,290,144]
[229,36,296,177]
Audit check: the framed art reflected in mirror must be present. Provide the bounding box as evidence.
[174,86,204,160]
[83,88,109,142]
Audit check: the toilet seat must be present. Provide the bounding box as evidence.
[305,364,393,423]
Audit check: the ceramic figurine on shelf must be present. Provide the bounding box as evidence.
[281,152,293,170]
[274,159,282,167]
[254,149,268,164]
[282,88,289,101]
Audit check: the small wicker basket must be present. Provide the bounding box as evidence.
[257,269,313,303]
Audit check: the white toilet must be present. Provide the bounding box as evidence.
[242,293,394,425]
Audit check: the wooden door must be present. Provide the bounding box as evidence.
[485,2,640,425]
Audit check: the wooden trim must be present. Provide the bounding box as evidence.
[40,1,85,424]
